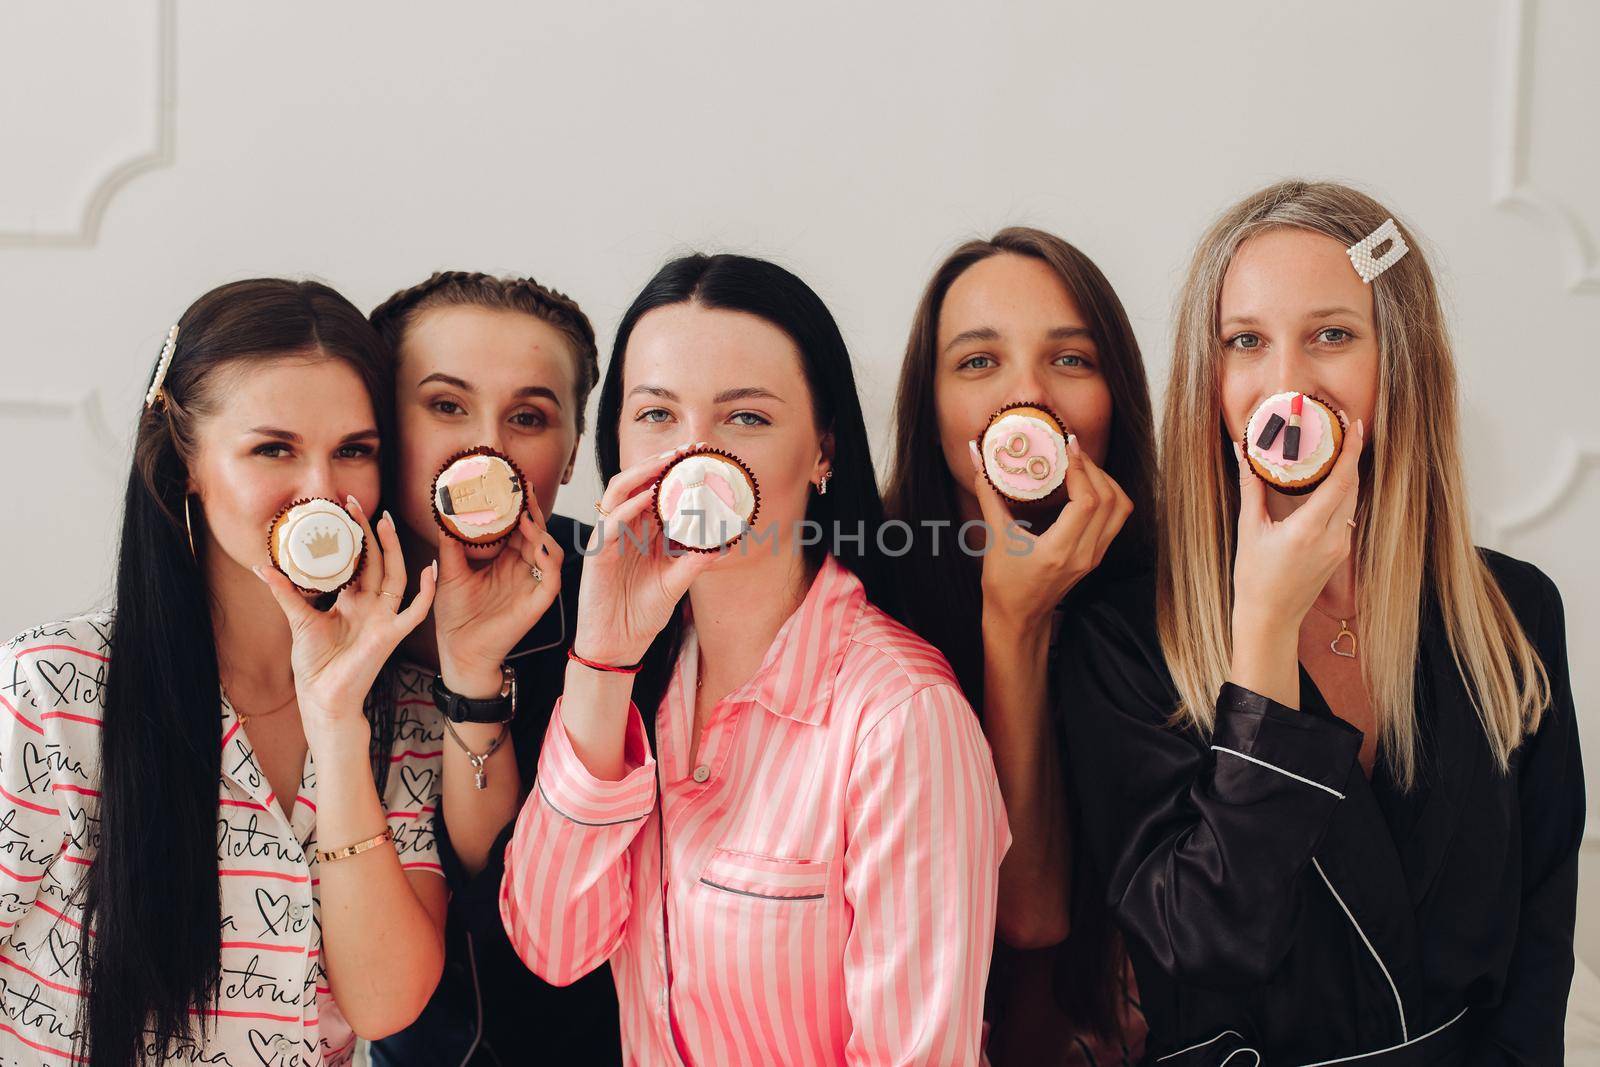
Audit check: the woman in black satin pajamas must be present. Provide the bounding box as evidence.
[1057,180,1584,1065]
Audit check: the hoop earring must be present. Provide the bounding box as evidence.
[184,495,197,559]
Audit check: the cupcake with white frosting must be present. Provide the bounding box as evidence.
[978,402,1070,504]
[267,497,365,594]
[1242,391,1344,495]
[652,448,761,552]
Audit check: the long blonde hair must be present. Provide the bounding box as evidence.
[1158,179,1549,789]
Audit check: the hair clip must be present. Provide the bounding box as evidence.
[144,325,180,409]
[1347,218,1409,284]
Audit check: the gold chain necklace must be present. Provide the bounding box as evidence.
[1309,603,1358,659]
[223,682,297,726]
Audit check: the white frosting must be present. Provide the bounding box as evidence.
[274,499,363,593]
[980,411,1068,501]
[656,453,757,549]
[1246,392,1338,483]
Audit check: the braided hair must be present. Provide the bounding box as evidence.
[370,270,599,433]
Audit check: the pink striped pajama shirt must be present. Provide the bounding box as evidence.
[500,555,1010,1065]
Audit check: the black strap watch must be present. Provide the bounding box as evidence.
[430,663,517,724]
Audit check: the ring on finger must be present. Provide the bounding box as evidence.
[528,563,544,583]
[377,590,402,605]
[594,500,612,518]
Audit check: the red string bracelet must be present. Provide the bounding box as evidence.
[567,648,645,675]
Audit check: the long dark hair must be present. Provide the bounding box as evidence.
[595,253,888,730]
[85,279,398,1064]
[882,228,1156,1037]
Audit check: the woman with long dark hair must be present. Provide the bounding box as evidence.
[498,253,1009,1064]
[0,280,449,1064]
[883,228,1153,1063]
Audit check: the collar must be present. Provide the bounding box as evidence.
[686,554,865,727]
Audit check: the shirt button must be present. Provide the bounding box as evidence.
[289,905,306,920]
[275,1037,292,1053]
[691,765,710,783]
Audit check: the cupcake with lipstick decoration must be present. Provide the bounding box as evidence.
[431,446,526,546]
[1242,391,1345,494]
[652,447,761,552]
[267,497,366,594]
[978,401,1070,505]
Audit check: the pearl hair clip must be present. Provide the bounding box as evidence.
[1347,218,1409,284]
[144,325,179,409]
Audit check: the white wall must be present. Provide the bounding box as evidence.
[3,0,1597,964]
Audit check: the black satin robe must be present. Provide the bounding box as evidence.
[1056,550,1583,1065]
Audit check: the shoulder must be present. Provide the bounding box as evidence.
[1476,547,1563,634]
[841,600,972,734]
[2,612,115,736]
[1060,568,1161,662]
[4,611,116,660]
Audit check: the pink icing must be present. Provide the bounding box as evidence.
[986,420,1063,494]
[440,456,490,485]
[660,478,683,518]
[1249,394,1324,464]
[451,509,499,525]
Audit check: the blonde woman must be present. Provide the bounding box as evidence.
[1057,180,1582,1064]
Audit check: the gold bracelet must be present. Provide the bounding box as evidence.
[313,826,394,864]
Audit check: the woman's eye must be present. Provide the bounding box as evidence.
[729,411,769,427]
[1226,332,1263,351]
[254,444,290,458]
[510,409,547,429]
[958,354,996,371]
[635,407,672,424]
[335,444,376,460]
[1317,327,1352,345]
[430,399,465,416]
[1054,353,1089,369]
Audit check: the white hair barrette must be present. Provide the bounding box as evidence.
[1347,218,1409,284]
[144,325,180,409]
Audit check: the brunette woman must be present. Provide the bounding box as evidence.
[0,280,447,1064]
[499,253,1010,1064]
[884,228,1153,1064]
[365,272,622,1065]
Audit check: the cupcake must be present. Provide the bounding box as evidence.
[1242,391,1345,495]
[652,448,761,552]
[268,498,365,595]
[978,402,1070,504]
[431,446,526,546]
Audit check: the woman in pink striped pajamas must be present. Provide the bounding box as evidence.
[499,253,1011,1065]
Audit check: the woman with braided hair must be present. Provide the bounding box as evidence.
[366,272,622,1065]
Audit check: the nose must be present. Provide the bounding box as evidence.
[1007,362,1048,403]
[301,459,340,504]
[1272,346,1317,395]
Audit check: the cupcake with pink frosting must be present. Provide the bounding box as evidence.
[978,402,1070,505]
[1242,391,1344,495]
[431,446,526,546]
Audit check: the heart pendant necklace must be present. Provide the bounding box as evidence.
[1311,603,1358,659]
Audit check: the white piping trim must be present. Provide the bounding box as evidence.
[1210,746,1347,799]
[1155,1030,1249,1062]
[1295,1006,1467,1065]
[1220,1051,1262,1067]
[1312,858,1408,1043]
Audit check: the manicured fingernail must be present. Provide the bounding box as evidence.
[345,495,361,512]
[381,510,393,527]
[1231,442,1243,462]
[251,564,266,581]
[432,559,439,578]
[967,439,981,471]
[1357,418,1365,437]
[1067,433,1081,456]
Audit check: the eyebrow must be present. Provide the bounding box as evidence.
[247,427,380,445]
[1222,307,1364,329]
[942,325,1094,353]
[628,385,786,405]
[420,372,564,408]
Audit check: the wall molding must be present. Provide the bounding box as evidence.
[0,0,175,249]
[1490,0,1600,295]
[1480,439,1600,546]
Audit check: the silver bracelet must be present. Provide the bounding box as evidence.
[440,718,510,790]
